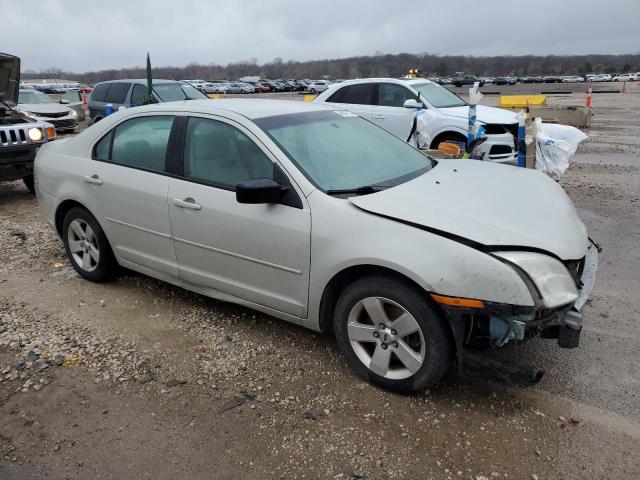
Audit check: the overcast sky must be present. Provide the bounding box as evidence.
[2,0,639,72]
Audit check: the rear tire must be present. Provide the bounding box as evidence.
[334,275,453,393]
[62,207,118,282]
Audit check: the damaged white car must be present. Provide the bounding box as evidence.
[314,78,520,162]
[34,99,597,393]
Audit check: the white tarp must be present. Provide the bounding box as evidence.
[535,118,588,179]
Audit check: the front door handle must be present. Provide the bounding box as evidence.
[173,198,202,210]
[83,174,103,185]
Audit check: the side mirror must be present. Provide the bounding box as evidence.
[59,99,70,104]
[236,178,288,204]
[403,99,424,109]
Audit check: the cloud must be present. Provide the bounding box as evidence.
[2,0,639,72]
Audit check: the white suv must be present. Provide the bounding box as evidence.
[314,78,519,163]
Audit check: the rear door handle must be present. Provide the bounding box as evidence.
[83,174,103,185]
[173,198,202,210]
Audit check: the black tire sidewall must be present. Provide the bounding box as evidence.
[62,207,117,282]
[23,175,35,194]
[334,275,453,394]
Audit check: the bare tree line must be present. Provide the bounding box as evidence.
[22,53,640,82]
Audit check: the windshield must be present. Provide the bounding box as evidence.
[412,82,466,108]
[153,83,188,102]
[180,83,208,100]
[256,110,433,192]
[18,91,54,104]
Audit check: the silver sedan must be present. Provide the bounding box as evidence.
[34,99,597,392]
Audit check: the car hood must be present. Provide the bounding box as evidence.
[439,105,517,124]
[0,53,20,104]
[349,160,588,260]
[16,103,72,115]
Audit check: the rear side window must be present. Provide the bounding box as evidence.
[327,84,374,105]
[377,83,417,107]
[90,83,109,102]
[104,83,130,104]
[95,116,175,172]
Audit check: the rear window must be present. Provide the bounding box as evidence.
[90,83,109,102]
[104,83,131,104]
[327,84,374,105]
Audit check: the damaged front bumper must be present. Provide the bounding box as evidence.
[435,239,599,385]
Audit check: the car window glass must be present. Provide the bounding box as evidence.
[62,90,79,103]
[153,83,187,102]
[130,84,148,106]
[184,117,273,188]
[104,83,130,104]
[91,83,109,102]
[326,86,347,103]
[93,130,113,160]
[377,83,417,107]
[110,116,174,171]
[340,84,374,105]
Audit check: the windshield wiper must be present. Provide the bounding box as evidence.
[325,185,391,196]
[0,98,17,113]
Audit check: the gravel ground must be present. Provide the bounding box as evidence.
[0,92,639,479]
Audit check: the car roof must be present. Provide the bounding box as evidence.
[96,79,179,85]
[122,98,336,120]
[325,77,436,87]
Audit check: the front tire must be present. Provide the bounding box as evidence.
[334,275,453,393]
[23,175,35,194]
[62,207,118,282]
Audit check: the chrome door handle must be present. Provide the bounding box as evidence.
[173,198,202,210]
[83,174,103,185]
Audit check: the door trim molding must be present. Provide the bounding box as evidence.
[173,236,302,275]
[105,217,172,239]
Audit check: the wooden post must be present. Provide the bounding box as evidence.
[525,117,536,169]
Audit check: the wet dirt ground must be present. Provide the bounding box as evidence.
[0,92,638,479]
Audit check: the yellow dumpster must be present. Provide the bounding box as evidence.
[303,95,317,102]
[498,95,547,108]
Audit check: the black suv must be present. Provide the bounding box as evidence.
[1,52,55,192]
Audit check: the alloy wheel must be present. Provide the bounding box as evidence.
[347,296,425,380]
[67,219,100,272]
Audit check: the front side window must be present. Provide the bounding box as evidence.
[104,83,131,104]
[130,84,149,106]
[153,83,188,102]
[377,83,417,107]
[256,111,432,192]
[62,90,80,103]
[184,117,273,188]
[106,116,175,171]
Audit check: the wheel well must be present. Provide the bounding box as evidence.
[429,131,467,150]
[319,265,430,333]
[54,200,86,236]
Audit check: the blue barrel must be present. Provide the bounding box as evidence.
[105,103,114,116]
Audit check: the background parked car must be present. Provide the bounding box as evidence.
[314,78,519,163]
[493,77,517,85]
[17,89,78,132]
[613,73,638,82]
[59,89,87,122]
[451,75,485,87]
[306,80,330,94]
[88,79,209,123]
